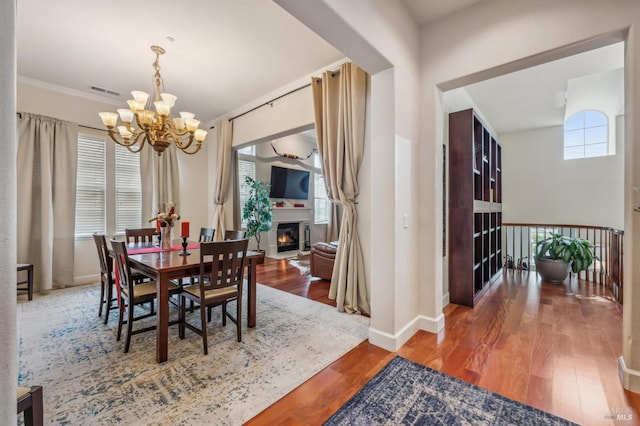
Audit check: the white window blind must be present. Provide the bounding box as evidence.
[238,159,256,227]
[75,137,106,235]
[115,144,142,233]
[314,173,329,224]
[313,153,330,224]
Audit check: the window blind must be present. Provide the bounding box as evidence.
[115,144,142,233]
[238,159,256,227]
[75,137,106,235]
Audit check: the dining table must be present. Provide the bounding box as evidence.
[124,240,264,363]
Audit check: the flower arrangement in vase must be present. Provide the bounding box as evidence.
[149,204,180,249]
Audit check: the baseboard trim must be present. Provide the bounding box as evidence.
[74,274,99,286]
[368,313,446,352]
[618,356,640,392]
[442,292,450,307]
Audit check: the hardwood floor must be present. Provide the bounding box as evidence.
[249,257,640,425]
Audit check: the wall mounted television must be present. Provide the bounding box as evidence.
[269,165,310,200]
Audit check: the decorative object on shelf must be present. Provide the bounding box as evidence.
[149,205,180,250]
[535,233,596,282]
[270,142,315,160]
[242,176,272,252]
[98,45,207,156]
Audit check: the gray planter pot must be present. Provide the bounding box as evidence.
[535,257,572,283]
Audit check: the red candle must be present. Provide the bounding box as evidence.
[181,221,190,237]
[156,219,161,232]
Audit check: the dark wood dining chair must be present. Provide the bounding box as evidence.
[224,230,246,240]
[92,234,117,324]
[125,227,157,244]
[17,385,43,426]
[179,239,248,355]
[199,227,215,242]
[111,239,181,353]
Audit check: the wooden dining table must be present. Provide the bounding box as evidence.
[125,240,264,363]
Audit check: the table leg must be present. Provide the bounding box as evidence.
[247,259,257,328]
[156,271,169,363]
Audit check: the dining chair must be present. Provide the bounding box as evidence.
[179,239,248,355]
[111,239,181,353]
[17,385,43,426]
[224,230,246,240]
[125,227,157,244]
[199,227,215,242]
[92,234,117,324]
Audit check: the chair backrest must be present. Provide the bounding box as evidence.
[92,233,113,285]
[125,228,157,244]
[224,230,246,240]
[199,239,248,297]
[199,227,215,242]
[110,240,134,295]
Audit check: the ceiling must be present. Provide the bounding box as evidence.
[445,42,625,134]
[16,0,346,123]
[16,0,489,125]
[17,1,622,134]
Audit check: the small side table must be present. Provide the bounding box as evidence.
[17,263,34,301]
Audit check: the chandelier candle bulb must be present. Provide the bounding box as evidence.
[181,221,190,238]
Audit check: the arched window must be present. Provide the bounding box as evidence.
[563,110,608,159]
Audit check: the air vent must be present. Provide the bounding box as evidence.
[90,86,120,97]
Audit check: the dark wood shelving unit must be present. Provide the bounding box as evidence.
[448,108,502,307]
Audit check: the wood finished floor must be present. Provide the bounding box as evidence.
[249,257,640,425]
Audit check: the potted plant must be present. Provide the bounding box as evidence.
[242,176,272,257]
[534,233,596,282]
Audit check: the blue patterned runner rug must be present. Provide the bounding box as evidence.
[324,356,577,425]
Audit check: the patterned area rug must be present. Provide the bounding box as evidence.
[17,283,369,425]
[324,356,577,426]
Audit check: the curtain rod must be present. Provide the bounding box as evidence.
[209,68,342,130]
[17,112,106,133]
[209,82,311,130]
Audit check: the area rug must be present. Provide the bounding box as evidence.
[324,356,576,426]
[17,282,369,425]
[288,255,310,275]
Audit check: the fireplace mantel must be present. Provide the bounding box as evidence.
[268,207,312,257]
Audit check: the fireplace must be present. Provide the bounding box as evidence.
[277,222,299,253]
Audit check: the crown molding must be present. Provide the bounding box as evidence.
[17,76,122,107]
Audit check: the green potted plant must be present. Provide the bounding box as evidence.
[242,176,273,255]
[535,233,596,282]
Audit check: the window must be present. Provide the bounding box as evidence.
[75,135,142,237]
[564,110,608,160]
[238,159,256,228]
[313,153,331,224]
[115,145,142,233]
[238,145,255,155]
[75,136,106,235]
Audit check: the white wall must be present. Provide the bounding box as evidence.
[17,82,210,283]
[502,119,624,229]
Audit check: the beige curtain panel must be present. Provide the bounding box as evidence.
[17,113,78,292]
[212,118,233,240]
[141,143,180,220]
[312,62,370,315]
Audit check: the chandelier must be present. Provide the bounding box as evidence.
[99,45,207,156]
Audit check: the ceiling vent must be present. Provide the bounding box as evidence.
[90,86,120,97]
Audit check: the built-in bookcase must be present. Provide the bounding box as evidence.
[449,108,502,307]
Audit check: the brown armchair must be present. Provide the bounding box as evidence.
[310,242,337,281]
